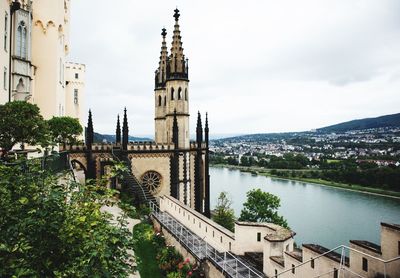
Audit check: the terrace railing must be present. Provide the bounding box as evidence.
[149,201,265,278]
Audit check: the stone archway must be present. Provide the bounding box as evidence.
[71,159,87,182]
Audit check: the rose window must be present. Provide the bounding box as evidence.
[141,171,162,194]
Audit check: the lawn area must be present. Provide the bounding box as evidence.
[327,159,340,163]
[132,222,163,278]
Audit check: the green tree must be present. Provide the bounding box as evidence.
[212,192,235,232]
[239,189,289,228]
[0,101,47,157]
[0,161,134,277]
[47,116,83,147]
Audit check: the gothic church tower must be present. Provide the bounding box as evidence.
[154,9,190,149]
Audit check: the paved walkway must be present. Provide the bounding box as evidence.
[101,204,141,278]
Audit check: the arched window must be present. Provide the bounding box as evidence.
[185,88,188,100]
[21,27,27,58]
[178,87,182,100]
[164,96,166,106]
[16,22,27,58]
[171,88,174,100]
[158,95,162,106]
[16,25,22,57]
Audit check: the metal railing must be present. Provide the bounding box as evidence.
[111,149,149,203]
[0,152,71,174]
[149,201,264,278]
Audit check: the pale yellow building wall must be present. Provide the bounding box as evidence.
[164,80,190,149]
[349,243,384,278]
[31,0,68,119]
[297,248,342,278]
[65,62,85,128]
[154,88,166,143]
[233,223,287,255]
[380,224,400,277]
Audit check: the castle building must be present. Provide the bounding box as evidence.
[0,0,85,126]
[64,9,211,217]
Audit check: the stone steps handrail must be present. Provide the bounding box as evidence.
[149,201,264,278]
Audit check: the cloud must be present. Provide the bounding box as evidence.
[68,0,400,135]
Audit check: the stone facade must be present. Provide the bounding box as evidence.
[0,0,85,126]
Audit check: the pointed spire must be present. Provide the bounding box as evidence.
[172,109,179,148]
[86,109,94,148]
[196,111,203,145]
[155,28,169,89]
[116,114,121,144]
[122,108,129,150]
[205,112,209,146]
[167,8,188,79]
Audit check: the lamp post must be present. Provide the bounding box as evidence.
[8,0,21,102]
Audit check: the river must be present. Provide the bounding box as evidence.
[210,167,400,249]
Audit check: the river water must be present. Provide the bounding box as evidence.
[210,167,400,249]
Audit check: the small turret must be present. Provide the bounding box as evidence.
[115,114,121,144]
[205,112,209,147]
[122,108,129,150]
[167,8,188,80]
[86,109,94,149]
[155,28,169,89]
[196,112,203,146]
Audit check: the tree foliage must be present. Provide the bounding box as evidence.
[0,101,47,156]
[0,162,134,277]
[212,192,236,232]
[47,116,83,146]
[239,189,289,229]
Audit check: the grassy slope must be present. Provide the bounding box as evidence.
[132,223,163,278]
[211,164,400,199]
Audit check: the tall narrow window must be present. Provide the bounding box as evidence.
[3,67,7,90]
[178,87,182,100]
[16,25,22,56]
[164,96,166,106]
[171,88,174,100]
[257,232,261,242]
[74,89,78,104]
[185,88,187,100]
[310,258,314,269]
[398,241,400,255]
[362,257,368,272]
[291,264,295,274]
[75,73,79,79]
[158,95,162,106]
[21,27,27,58]
[333,268,338,278]
[4,12,8,51]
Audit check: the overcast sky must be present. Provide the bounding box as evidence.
[69,0,400,137]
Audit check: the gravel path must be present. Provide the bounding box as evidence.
[101,204,141,278]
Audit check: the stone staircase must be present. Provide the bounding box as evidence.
[113,148,156,206]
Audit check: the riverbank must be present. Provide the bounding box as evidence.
[211,164,400,199]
